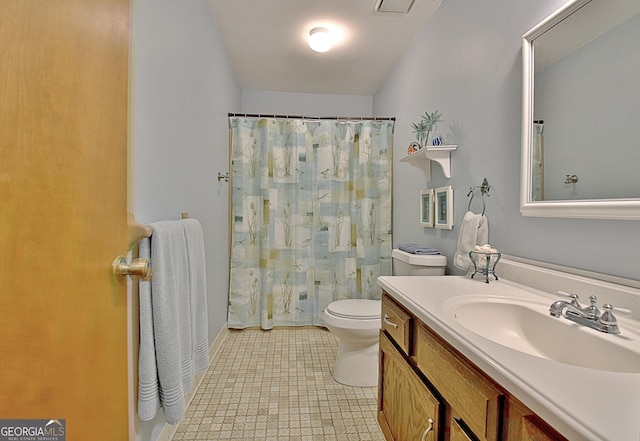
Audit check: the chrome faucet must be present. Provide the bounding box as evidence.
[549,291,630,335]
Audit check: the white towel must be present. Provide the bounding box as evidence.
[453,211,489,271]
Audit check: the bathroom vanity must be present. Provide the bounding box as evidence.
[377,257,640,440]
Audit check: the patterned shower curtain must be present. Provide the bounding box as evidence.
[227,117,394,329]
[532,122,544,201]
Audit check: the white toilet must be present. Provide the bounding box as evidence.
[322,249,446,387]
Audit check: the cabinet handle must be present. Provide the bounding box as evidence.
[420,418,434,441]
[383,314,398,328]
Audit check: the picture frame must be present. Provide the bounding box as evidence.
[435,186,453,229]
[420,189,434,227]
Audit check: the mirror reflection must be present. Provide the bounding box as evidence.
[530,0,640,201]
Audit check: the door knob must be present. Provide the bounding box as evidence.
[112,255,151,283]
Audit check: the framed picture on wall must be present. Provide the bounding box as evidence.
[435,186,453,229]
[420,189,434,227]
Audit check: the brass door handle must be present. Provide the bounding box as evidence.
[112,256,151,282]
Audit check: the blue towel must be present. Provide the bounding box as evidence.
[181,219,209,377]
[137,219,209,425]
[140,221,189,424]
[137,237,161,421]
[398,243,442,255]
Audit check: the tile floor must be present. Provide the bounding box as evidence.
[172,327,386,441]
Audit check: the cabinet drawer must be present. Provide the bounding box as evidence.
[416,323,503,441]
[381,294,412,354]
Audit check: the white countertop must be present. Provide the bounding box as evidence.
[377,274,640,441]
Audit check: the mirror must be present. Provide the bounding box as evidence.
[521,0,640,219]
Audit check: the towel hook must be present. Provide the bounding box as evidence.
[467,178,491,215]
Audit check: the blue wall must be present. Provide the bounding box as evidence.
[374,0,639,280]
[131,0,240,438]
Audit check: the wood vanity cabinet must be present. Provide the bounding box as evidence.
[378,293,566,441]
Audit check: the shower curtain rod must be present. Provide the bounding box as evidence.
[228,113,395,122]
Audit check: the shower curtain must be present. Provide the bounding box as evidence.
[532,122,544,201]
[227,116,394,329]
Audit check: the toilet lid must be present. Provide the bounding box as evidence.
[326,299,381,319]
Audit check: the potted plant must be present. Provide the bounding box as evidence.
[411,110,444,149]
[411,120,428,149]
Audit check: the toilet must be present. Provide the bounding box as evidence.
[322,249,446,387]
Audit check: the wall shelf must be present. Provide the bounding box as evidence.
[399,145,457,181]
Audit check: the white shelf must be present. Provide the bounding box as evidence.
[399,145,457,181]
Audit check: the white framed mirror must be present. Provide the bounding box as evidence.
[520,0,640,220]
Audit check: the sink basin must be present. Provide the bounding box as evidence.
[445,296,640,373]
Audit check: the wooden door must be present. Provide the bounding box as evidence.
[0,1,131,440]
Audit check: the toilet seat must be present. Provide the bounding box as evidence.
[326,299,380,320]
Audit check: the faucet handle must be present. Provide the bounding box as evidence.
[600,304,626,335]
[600,304,632,324]
[556,290,581,307]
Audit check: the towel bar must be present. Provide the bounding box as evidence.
[128,213,152,244]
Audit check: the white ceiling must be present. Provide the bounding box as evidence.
[207,0,444,96]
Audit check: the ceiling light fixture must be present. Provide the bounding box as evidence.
[308,27,332,53]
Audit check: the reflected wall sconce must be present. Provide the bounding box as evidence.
[308,27,332,52]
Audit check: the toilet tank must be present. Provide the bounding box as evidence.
[392,249,446,276]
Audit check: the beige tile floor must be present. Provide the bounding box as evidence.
[172,327,386,441]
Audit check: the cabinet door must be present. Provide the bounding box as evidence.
[503,397,567,441]
[451,418,476,441]
[520,416,564,441]
[378,332,441,441]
